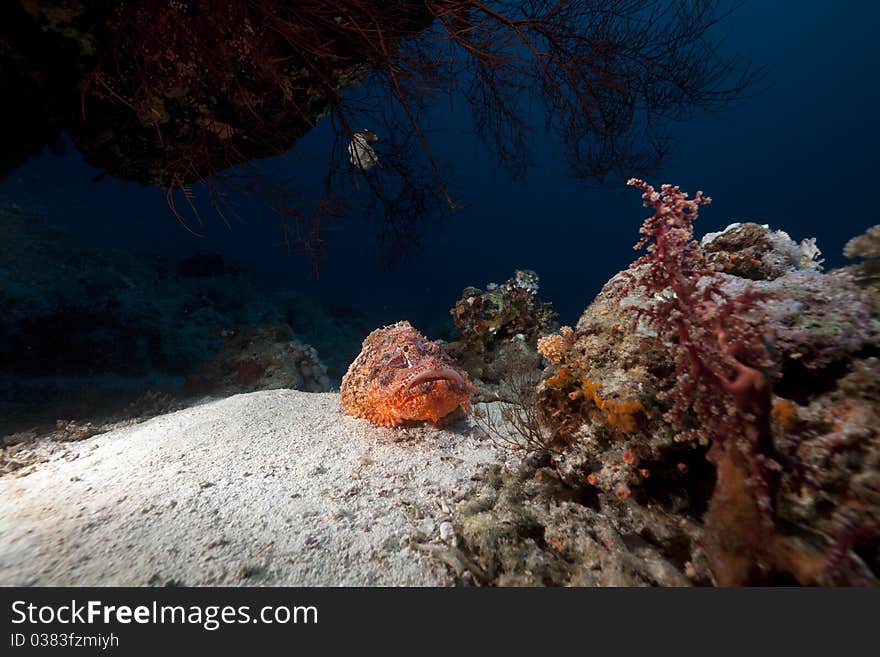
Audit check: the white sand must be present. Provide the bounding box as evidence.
[0,390,505,586]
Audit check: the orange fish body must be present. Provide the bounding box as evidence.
[340,321,475,427]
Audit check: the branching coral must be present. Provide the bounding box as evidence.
[622,180,783,581]
[471,354,557,454]
[623,179,774,446]
[8,0,757,264]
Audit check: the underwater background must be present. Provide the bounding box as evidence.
[1,0,878,430]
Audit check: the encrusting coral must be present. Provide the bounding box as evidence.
[544,367,645,437]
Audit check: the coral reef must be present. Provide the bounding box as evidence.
[445,270,556,399]
[450,460,698,586]
[451,270,555,346]
[525,183,880,585]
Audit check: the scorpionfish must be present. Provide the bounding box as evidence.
[341,321,475,427]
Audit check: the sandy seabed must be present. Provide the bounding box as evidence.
[0,390,506,586]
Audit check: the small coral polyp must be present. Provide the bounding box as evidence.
[537,326,575,365]
[341,321,475,428]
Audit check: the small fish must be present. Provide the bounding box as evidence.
[348,129,381,171]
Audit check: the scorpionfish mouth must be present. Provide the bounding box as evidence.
[403,367,467,393]
[392,366,471,423]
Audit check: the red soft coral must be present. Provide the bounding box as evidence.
[624,178,772,446]
[624,179,788,584]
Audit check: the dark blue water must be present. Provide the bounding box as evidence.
[3,0,878,335]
